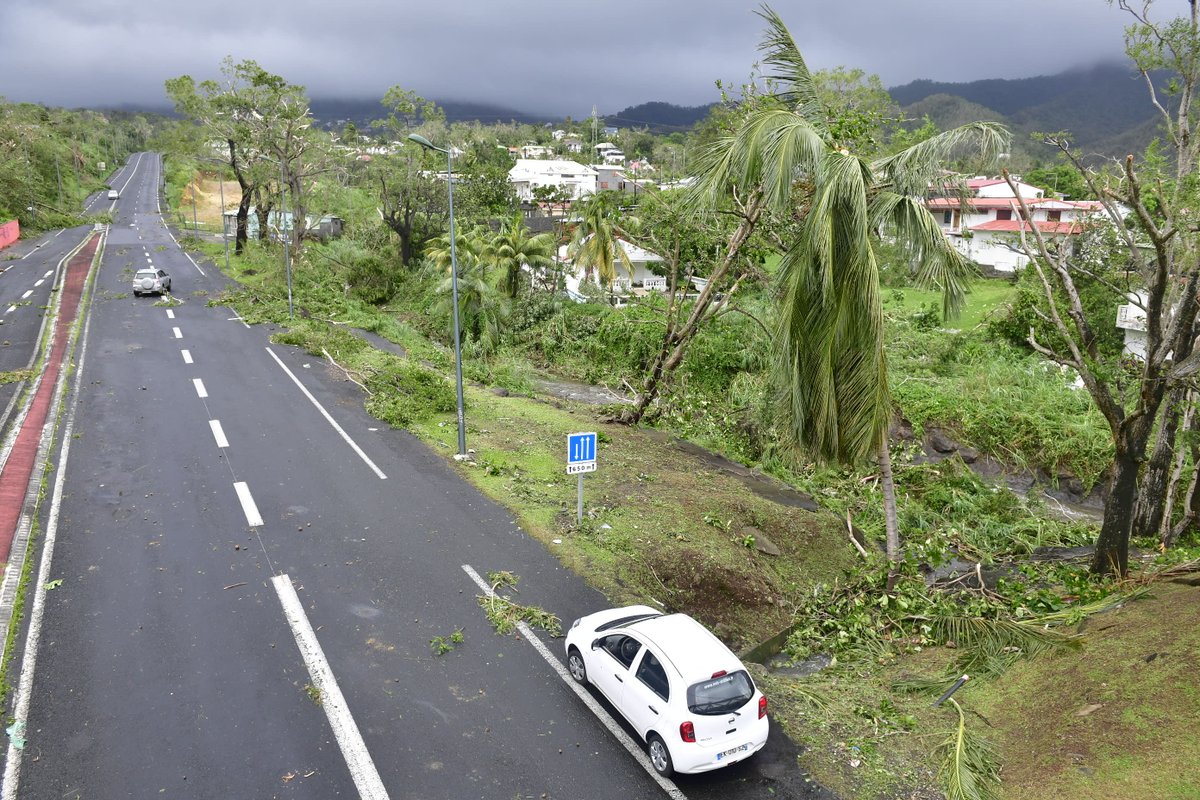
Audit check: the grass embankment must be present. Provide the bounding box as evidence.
[196,236,1198,799]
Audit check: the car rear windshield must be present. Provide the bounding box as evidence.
[686,670,754,715]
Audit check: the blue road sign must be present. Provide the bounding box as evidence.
[567,431,597,474]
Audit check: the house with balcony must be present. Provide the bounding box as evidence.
[925,177,1114,273]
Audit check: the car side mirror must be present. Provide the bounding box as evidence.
[591,639,602,650]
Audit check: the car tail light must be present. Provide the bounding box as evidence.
[711,670,727,678]
[679,721,696,743]
[758,695,768,719]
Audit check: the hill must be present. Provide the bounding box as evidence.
[602,101,717,132]
[890,62,1169,161]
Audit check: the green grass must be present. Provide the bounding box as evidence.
[882,278,1017,330]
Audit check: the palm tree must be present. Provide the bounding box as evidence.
[567,192,635,292]
[425,226,509,351]
[694,6,1008,577]
[485,213,556,298]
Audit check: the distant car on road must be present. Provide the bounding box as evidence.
[107,189,119,200]
[132,268,171,297]
[564,605,769,778]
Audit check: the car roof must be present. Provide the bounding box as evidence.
[624,613,743,684]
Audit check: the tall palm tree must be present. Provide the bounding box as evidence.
[485,213,556,298]
[425,226,509,351]
[693,6,1008,575]
[568,192,635,291]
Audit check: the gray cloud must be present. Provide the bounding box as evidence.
[0,0,1135,116]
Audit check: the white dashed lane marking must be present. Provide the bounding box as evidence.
[181,350,193,364]
[192,378,207,399]
[232,482,264,527]
[209,420,229,448]
[166,309,175,319]
[173,327,182,339]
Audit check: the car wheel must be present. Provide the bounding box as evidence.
[133,290,141,297]
[647,733,674,778]
[567,647,587,684]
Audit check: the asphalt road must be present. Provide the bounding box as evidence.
[5,153,835,800]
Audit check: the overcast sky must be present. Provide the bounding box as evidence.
[1,0,1138,117]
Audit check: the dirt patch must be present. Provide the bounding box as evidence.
[182,175,241,229]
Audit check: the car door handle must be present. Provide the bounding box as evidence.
[648,705,658,715]
[614,674,623,683]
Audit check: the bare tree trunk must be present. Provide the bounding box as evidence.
[1133,383,1189,537]
[879,436,901,590]
[1162,395,1196,535]
[1091,446,1142,577]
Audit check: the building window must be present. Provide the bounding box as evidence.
[1048,210,1062,222]
[995,209,1012,221]
[943,210,953,225]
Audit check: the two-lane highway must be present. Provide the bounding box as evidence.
[5,153,831,800]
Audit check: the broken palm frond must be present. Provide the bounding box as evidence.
[1031,585,1150,624]
[893,673,960,695]
[936,698,1001,800]
[1131,559,1200,584]
[935,616,1081,680]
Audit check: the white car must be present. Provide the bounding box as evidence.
[107,189,120,200]
[565,605,769,777]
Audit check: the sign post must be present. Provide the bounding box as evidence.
[567,432,597,522]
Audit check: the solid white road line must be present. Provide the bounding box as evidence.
[209,420,229,449]
[273,574,390,799]
[460,564,689,800]
[1,241,101,800]
[181,349,193,364]
[264,347,387,480]
[193,378,208,398]
[173,327,182,339]
[233,481,264,527]
[166,309,175,319]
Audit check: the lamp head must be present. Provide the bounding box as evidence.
[407,133,444,153]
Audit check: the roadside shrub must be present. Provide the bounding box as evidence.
[364,359,457,426]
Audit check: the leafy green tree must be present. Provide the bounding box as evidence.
[1022,162,1090,199]
[693,7,1007,575]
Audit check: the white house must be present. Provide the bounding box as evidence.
[1116,292,1149,359]
[926,177,1114,273]
[564,137,584,154]
[594,142,625,164]
[558,237,664,294]
[520,144,553,159]
[508,159,598,201]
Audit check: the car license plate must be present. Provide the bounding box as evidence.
[716,743,749,761]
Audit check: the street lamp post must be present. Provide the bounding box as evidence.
[280,158,294,318]
[407,133,467,458]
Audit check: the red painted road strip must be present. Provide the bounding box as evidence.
[0,234,98,562]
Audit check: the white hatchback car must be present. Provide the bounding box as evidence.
[107,189,120,200]
[565,605,769,777]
